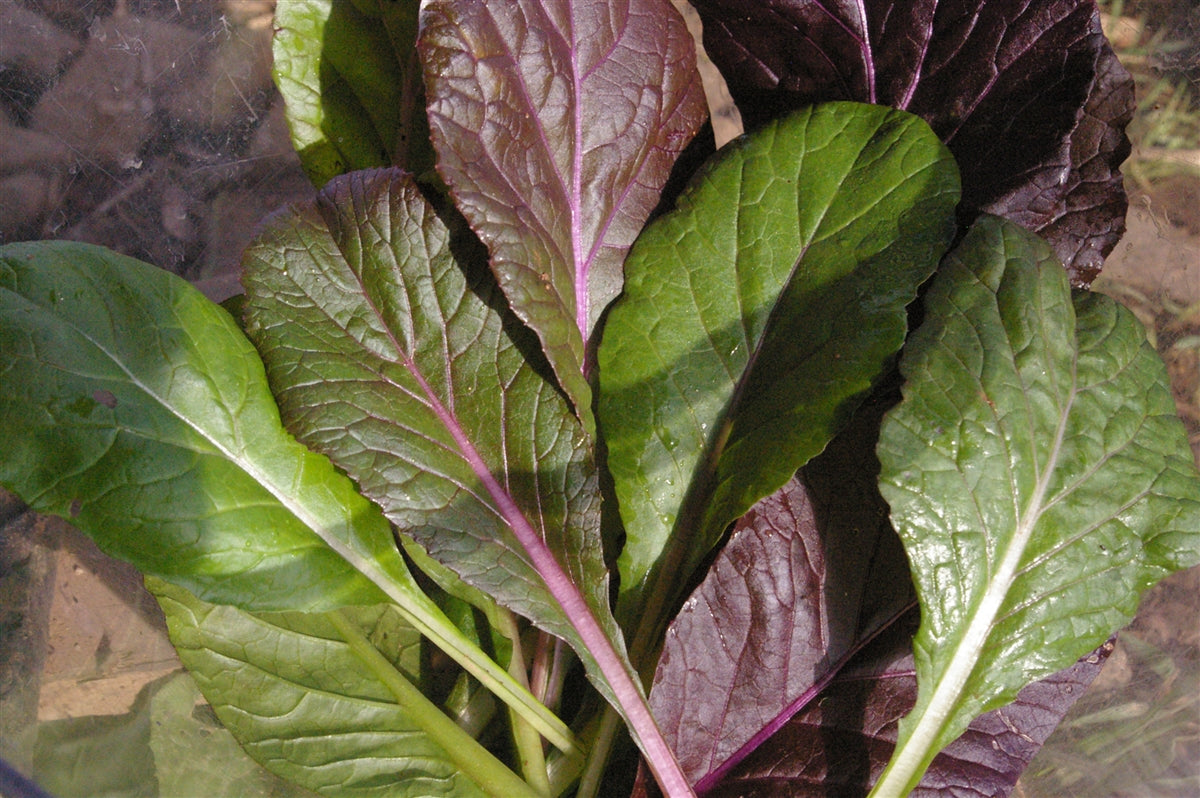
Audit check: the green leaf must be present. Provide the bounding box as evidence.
[148,673,319,798]
[873,215,1200,795]
[597,102,960,650]
[273,0,431,186]
[148,578,533,798]
[0,240,572,757]
[0,241,394,612]
[240,169,641,746]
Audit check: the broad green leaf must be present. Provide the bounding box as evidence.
[241,167,606,678]
[240,170,681,785]
[148,578,529,798]
[148,673,319,798]
[0,240,570,757]
[0,241,395,611]
[873,215,1200,796]
[273,0,431,187]
[419,0,709,422]
[598,102,959,653]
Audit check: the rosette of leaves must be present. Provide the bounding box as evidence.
[1,1,1197,797]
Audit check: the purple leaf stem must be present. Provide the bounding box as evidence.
[396,306,693,795]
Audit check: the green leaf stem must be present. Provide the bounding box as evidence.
[149,578,532,797]
[873,215,1200,795]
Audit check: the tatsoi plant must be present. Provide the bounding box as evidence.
[1,1,1198,796]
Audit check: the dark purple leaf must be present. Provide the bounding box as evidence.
[645,394,915,789]
[995,47,1134,285]
[693,0,1134,286]
[703,630,1113,797]
[419,0,709,420]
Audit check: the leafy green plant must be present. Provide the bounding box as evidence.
[2,1,1198,796]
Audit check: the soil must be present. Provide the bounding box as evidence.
[0,0,310,301]
[0,0,1197,795]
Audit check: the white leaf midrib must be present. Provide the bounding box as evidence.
[884,334,1079,789]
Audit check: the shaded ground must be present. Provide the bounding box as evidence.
[0,0,1197,796]
[0,0,310,298]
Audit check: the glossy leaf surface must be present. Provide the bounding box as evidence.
[0,241,401,612]
[274,0,431,186]
[420,0,709,418]
[598,102,959,638]
[693,0,1134,286]
[240,169,647,738]
[874,215,1200,794]
[647,392,913,789]
[149,578,496,798]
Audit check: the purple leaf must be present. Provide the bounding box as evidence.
[990,46,1134,285]
[419,0,709,419]
[702,631,1112,797]
[646,395,914,789]
[692,0,1134,286]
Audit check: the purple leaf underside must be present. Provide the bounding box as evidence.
[420,0,709,415]
[693,0,1134,286]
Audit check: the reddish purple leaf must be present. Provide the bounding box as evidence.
[702,629,1112,797]
[419,0,709,418]
[645,395,914,789]
[692,0,1134,286]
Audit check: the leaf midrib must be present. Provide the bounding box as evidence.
[880,323,1081,791]
[60,306,405,601]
